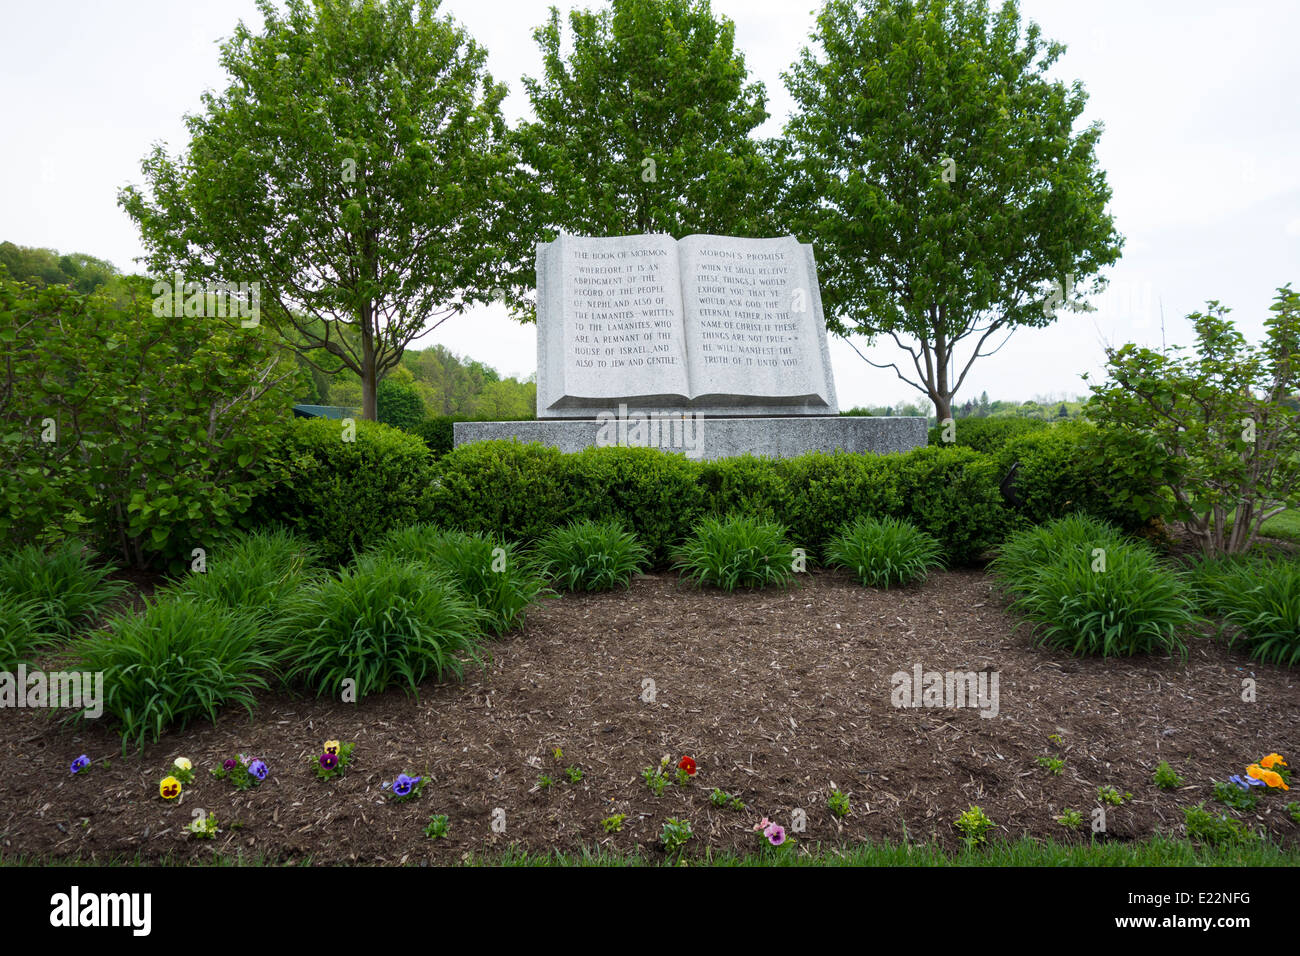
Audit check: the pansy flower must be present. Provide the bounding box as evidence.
[70,755,90,775]
[160,776,182,799]
[320,753,339,771]
[677,756,697,776]
[392,774,420,797]
[1260,753,1287,770]
[764,823,786,846]
[1229,774,1266,790]
[173,757,192,772]
[1247,764,1288,790]
[223,758,238,771]
[324,740,340,756]
[248,759,269,781]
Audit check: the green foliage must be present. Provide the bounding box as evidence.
[278,554,486,700]
[600,814,626,833]
[424,815,450,841]
[0,241,118,294]
[1186,555,1300,666]
[1006,538,1193,657]
[533,519,650,592]
[376,376,426,433]
[1036,756,1064,776]
[415,416,459,458]
[660,817,693,856]
[954,806,995,847]
[161,527,318,628]
[774,451,903,552]
[0,539,126,638]
[70,596,272,751]
[710,789,746,811]
[1182,804,1258,846]
[698,455,795,523]
[1097,785,1132,806]
[1085,287,1300,555]
[994,422,1148,527]
[1152,760,1185,791]
[1055,809,1085,830]
[427,441,573,545]
[887,447,1009,563]
[0,595,48,669]
[642,764,669,797]
[825,515,943,588]
[562,446,706,564]
[827,789,851,818]
[120,0,513,420]
[672,515,796,591]
[507,0,779,311]
[255,417,435,565]
[367,525,546,635]
[929,416,1049,453]
[989,513,1126,595]
[0,276,300,567]
[782,0,1122,421]
[1212,781,1261,812]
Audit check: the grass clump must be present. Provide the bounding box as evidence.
[368,526,545,635]
[824,515,943,588]
[279,554,486,701]
[0,594,49,668]
[1182,803,1259,847]
[69,595,271,750]
[672,515,796,591]
[533,519,650,592]
[1187,555,1300,666]
[0,539,126,639]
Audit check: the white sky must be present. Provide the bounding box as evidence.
[2,0,1297,410]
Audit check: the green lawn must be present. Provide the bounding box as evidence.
[1261,508,1300,544]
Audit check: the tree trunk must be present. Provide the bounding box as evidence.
[360,299,377,420]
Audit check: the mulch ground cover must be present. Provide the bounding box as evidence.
[2,568,1296,864]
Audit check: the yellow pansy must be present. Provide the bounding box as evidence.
[323,740,340,755]
[159,776,182,800]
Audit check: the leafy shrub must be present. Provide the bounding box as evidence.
[929,416,1048,453]
[415,416,459,457]
[279,554,486,700]
[1004,537,1194,657]
[989,514,1126,595]
[0,595,48,668]
[673,515,796,591]
[1153,760,1185,791]
[0,275,300,567]
[994,422,1148,528]
[161,527,318,627]
[534,519,650,592]
[427,440,573,545]
[255,417,435,565]
[562,446,705,563]
[1187,555,1300,665]
[825,516,943,588]
[698,455,794,523]
[889,446,1009,562]
[775,452,903,553]
[0,539,126,638]
[367,526,545,634]
[70,596,272,750]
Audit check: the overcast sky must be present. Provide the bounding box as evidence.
[2,0,1297,410]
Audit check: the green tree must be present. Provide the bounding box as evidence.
[376,372,426,432]
[1085,287,1300,556]
[781,0,1122,421]
[119,0,513,420]
[506,0,778,312]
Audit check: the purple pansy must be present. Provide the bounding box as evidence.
[223,758,238,771]
[70,755,91,775]
[248,759,268,780]
[392,774,420,797]
[1229,775,1266,790]
[320,753,339,771]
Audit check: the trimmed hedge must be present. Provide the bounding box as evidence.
[252,418,435,565]
[928,417,1049,453]
[426,440,573,545]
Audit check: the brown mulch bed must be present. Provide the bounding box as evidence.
[2,569,1296,864]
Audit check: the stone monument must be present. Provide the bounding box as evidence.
[454,233,927,460]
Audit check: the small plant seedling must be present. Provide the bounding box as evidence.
[1212,781,1260,812]
[601,813,626,833]
[1055,808,1085,830]
[1183,803,1258,846]
[564,766,583,784]
[642,766,667,797]
[537,774,554,790]
[552,747,564,762]
[955,806,994,847]
[661,817,693,855]
[1152,760,1184,791]
[709,788,746,811]
[827,789,851,818]
[1036,755,1064,776]
[1047,733,1065,747]
[1286,803,1300,825]
[1097,785,1132,807]
[424,814,450,841]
